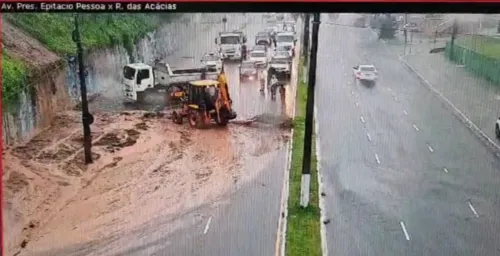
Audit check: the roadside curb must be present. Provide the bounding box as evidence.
[314,104,328,256]
[400,57,500,157]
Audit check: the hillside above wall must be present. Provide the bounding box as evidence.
[2,13,170,108]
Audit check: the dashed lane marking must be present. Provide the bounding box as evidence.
[360,116,365,123]
[355,102,359,107]
[203,216,213,235]
[412,124,419,131]
[468,201,479,218]
[366,133,372,141]
[428,145,434,152]
[400,221,411,241]
[403,110,408,116]
[375,154,380,164]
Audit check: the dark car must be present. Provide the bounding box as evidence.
[255,32,272,46]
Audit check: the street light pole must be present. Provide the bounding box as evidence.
[302,13,311,62]
[73,14,93,164]
[300,13,320,208]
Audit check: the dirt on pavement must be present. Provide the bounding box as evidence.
[3,110,290,256]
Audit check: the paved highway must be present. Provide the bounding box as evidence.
[82,14,297,256]
[316,14,500,256]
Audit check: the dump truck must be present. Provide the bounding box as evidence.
[215,31,247,61]
[123,60,218,103]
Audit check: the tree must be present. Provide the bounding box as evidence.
[379,15,396,39]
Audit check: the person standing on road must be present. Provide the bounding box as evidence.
[259,69,267,92]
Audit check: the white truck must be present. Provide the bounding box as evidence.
[123,61,218,102]
[268,54,292,80]
[276,31,297,57]
[215,31,247,61]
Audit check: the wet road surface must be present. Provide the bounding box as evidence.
[6,14,301,256]
[317,14,500,256]
[89,13,298,256]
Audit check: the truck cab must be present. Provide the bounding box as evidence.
[275,31,296,57]
[215,31,247,61]
[123,63,155,102]
[123,61,219,103]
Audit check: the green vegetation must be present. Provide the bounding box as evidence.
[456,35,500,59]
[4,13,164,55]
[2,13,175,108]
[285,58,322,256]
[3,51,28,110]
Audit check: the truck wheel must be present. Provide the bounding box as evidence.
[136,91,146,104]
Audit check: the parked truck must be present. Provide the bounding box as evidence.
[215,31,247,61]
[123,60,218,103]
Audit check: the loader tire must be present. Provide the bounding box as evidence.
[172,111,183,125]
[188,110,206,129]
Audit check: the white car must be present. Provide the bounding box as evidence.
[352,65,378,82]
[201,52,222,70]
[249,50,268,68]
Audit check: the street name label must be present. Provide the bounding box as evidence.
[1,2,178,12]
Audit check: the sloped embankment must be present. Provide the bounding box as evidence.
[2,13,164,146]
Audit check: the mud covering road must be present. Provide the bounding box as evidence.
[3,13,300,256]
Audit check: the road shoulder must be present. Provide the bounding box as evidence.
[401,48,500,154]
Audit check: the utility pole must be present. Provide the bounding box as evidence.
[302,13,311,62]
[300,13,320,208]
[449,19,458,60]
[409,29,414,54]
[73,14,94,164]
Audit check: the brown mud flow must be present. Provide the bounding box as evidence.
[3,110,291,256]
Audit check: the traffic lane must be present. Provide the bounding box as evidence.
[318,18,500,255]
[315,23,411,256]
[404,52,500,147]
[97,146,287,256]
[224,15,302,120]
[160,147,288,256]
[353,26,500,254]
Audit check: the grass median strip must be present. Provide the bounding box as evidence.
[285,58,322,256]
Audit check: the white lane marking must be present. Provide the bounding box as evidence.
[387,88,392,92]
[366,133,372,141]
[403,110,408,116]
[355,102,359,107]
[412,124,419,131]
[400,58,500,153]
[348,81,351,85]
[351,90,354,95]
[468,201,479,218]
[394,96,399,102]
[344,72,347,76]
[443,168,449,173]
[203,216,213,234]
[375,154,380,164]
[428,146,434,152]
[360,116,365,123]
[400,221,410,241]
